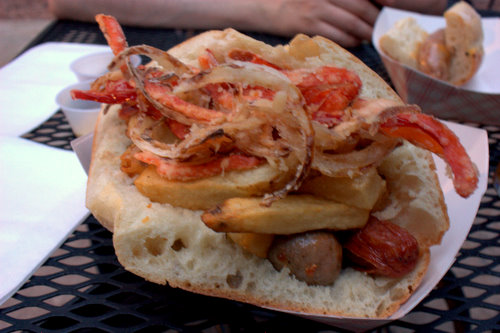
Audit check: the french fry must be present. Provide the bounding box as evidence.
[134,164,286,210]
[227,233,274,258]
[202,195,369,234]
[299,167,387,210]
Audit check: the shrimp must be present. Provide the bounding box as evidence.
[74,15,478,199]
[192,63,476,199]
[134,151,263,181]
[71,78,136,104]
[96,14,127,55]
[227,50,362,126]
[198,48,219,70]
[142,79,227,123]
[228,49,283,70]
[380,113,478,198]
[285,67,362,126]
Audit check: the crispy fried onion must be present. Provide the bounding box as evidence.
[113,44,421,203]
[109,44,193,76]
[173,61,293,97]
[120,51,313,205]
[313,136,397,178]
[128,59,219,126]
[311,100,421,178]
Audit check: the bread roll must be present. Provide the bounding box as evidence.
[379,17,428,69]
[86,28,451,318]
[445,1,484,85]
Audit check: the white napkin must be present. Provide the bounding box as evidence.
[0,42,109,137]
[0,42,112,305]
[0,136,89,305]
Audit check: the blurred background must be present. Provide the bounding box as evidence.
[0,0,53,67]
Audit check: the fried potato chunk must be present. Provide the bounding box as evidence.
[299,167,386,210]
[134,164,285,210]
[202,195,369,234]
[227,233,274,258]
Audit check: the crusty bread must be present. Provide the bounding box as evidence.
[373,142,449,249]
[86,29,449,318]
[379,17,429,69]
[88,106,433,318]
[379,2,483,86]
[444,1,484,85]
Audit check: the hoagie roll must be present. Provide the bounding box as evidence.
[79,15,478,318]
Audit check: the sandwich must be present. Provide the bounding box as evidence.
[73,14,479,318]
[379,1,484,85]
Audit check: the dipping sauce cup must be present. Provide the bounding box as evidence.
[55,80,101,137]
[70,51,140,81]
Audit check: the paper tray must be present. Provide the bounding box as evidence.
[73,120,488,332]
[373,7,500,125]
[265,121,488,331]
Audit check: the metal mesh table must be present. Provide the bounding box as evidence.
[1,20,499,332]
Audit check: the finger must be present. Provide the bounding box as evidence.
[328,0,380,25]
[319,5,374,42]
[314,20,362,48]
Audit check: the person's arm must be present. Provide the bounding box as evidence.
[48,0,261,29]
[48,0,380,47]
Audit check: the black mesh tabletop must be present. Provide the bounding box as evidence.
[1,20,499,333]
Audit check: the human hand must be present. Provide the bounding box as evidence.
[260,0,380,47]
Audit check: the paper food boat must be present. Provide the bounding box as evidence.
[373,7,500,125]
[72,117,488,332]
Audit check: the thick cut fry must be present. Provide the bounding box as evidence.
[227,233,274,258]
[299,167,386,210]
[202,195,369,234]
[134,164,285,210]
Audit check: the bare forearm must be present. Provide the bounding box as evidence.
[47,0,382,47]
[48,0,275,31]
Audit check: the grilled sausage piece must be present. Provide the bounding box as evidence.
[344,217,419,278]
[267,231,342,285]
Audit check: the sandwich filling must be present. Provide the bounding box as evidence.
[75,15,478,287]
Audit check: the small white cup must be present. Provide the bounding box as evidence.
[56,80,102,137]
[70,51,141,81]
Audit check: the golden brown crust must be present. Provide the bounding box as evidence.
[86,108,115,232]
[146,250,429,318]
[444,1,484,85]
[86,104,131,232]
